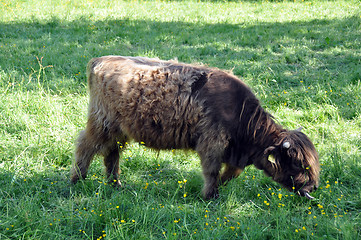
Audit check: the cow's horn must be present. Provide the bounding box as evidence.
[283,141,291,149]
[296,127,303,131]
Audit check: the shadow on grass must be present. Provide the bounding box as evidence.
[0,162,204,238]
[1,15,360,117]
[0,157,205,203]
[1,148,361,238]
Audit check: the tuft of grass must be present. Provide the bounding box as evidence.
[1,0,361,239]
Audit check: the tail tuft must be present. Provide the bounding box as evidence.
[86,58,101,89]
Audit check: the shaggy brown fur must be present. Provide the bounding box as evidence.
[71,56,320,199]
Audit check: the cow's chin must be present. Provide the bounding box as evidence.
[279,181,317,200]
[298,190,314,199]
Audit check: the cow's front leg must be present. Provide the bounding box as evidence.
[196,132,227,200]
[200,155,222,200]
[202,170,221,199]
[220,164,243,185]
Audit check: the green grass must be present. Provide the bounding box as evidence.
[1,0,361,239]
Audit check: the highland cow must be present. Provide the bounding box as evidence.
[71,56,320,200]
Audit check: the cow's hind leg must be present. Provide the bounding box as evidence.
[220,164,243,185]
[71,129,98,184]
[102,137,127,187]
[71,115,115,184]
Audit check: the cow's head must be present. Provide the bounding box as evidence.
[262,129,320,199]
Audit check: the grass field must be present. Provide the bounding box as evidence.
[1,0,361,239]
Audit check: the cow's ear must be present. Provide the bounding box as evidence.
[264,146,278,164]
[268,154,276,164]
[264,146,275,155]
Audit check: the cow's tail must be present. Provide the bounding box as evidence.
[86,57,102,90]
